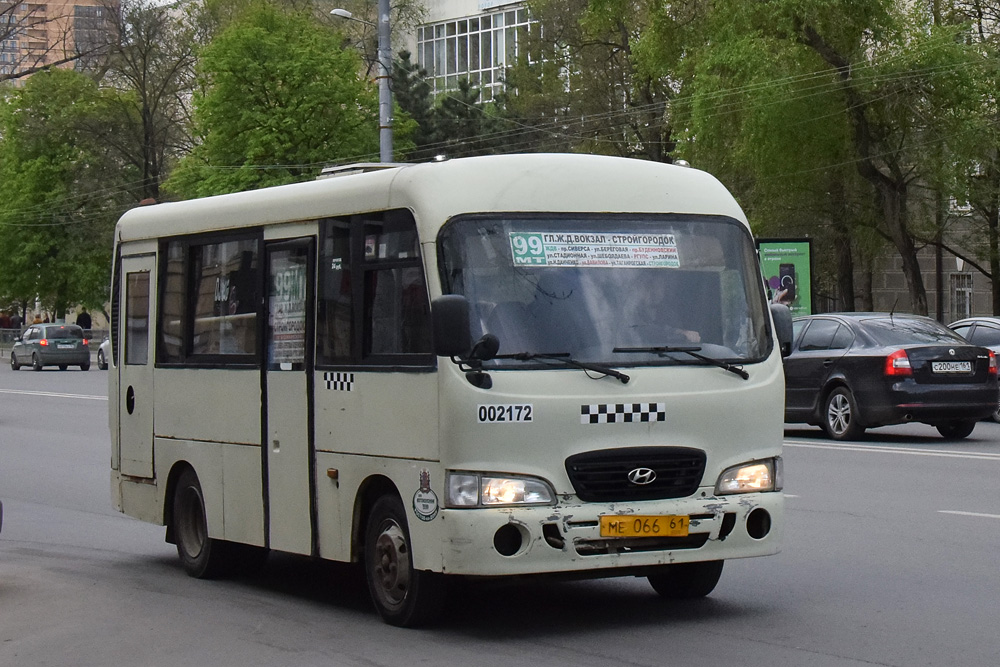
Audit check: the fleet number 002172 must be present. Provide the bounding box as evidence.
[599,515,690,538]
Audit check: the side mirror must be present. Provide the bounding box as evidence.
[432,295,472,358]
[770,303,793,357]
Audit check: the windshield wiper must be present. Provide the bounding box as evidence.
[496,351,630,384]
[613,345,749,380]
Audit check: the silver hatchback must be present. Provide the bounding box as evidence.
[10,323,91,371]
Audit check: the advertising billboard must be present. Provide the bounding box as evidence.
[757,239,812,316]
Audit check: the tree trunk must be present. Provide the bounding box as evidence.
[800,23,929,315]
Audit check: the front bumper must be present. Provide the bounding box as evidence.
[437,489,783,577]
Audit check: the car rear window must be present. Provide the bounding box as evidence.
[44,326,84,340]
[861,318,967,346]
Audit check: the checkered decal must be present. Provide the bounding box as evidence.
[323,372,355,392]
[581,403,666,424]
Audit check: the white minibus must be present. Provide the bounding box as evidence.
[109,153,792,626]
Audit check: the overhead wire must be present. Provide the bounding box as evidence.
[0,22,993,227]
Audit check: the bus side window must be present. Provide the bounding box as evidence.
[317,210,433,367]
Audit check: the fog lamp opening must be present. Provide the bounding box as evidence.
[746,508,772,540]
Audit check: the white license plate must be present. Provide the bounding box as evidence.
[57,344,75,350]
[931,361,971,373]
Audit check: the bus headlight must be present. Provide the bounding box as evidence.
[715,457,783,495]
[446,472,556,507]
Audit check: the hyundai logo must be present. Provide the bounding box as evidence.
[627,467,657,485]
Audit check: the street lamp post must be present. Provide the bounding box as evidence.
[331,3,393,163]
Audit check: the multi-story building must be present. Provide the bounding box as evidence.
[402,0,529,100]
[0,0,111,85]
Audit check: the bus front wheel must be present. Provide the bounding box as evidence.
[172,468,229,579]
[647,560,724,599]
[364,495,446,627]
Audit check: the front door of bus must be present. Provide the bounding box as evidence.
[264,239,315,555]
[118,255,155,478]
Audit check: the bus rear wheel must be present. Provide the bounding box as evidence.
[364,495,446,627]
[172,468,229,579]
[647,560,724,599]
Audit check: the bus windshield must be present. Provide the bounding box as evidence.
[438,214,772,368]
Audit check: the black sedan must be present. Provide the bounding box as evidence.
[784,313,998,440]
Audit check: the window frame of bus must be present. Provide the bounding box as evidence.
[155,230,263,368]
[316,210,435,371]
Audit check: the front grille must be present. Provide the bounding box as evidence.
[565,447,706,502]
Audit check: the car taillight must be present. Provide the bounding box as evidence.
[39,339,48,346]
[885,349,912,376]
[83,338,89,346]
[990,350,997,375]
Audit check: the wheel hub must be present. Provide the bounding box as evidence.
[828,394,851,434]
[373,522,410,605]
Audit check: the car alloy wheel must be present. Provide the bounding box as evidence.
[824,387,863,440]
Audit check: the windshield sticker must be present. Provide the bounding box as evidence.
[509,232,680,268]
[582,403,666,424]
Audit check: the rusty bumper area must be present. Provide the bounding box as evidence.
[437,490,783,577]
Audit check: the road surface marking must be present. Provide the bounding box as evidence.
[938,510,1000,520]
[785,440,1000,462]
[0,388,107,401]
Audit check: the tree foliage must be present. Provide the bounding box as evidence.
[0,70,131,316]
[165,2,381,198]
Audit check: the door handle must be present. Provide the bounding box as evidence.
[823,359,835,367]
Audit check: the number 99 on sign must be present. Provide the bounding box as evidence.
[510,233,546,265]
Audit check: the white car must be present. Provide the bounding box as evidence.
[97,337,111,370]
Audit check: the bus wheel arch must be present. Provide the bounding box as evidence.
[351,475,399,563]
[362,493,447,626]
[169,464,230,579]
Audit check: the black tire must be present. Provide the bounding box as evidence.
[32,353,42,371]
[936,420,976,439]
[10,353,19,371]
[172,468,229,579]
[364,495,447,627]
[648,560,725,599]
[97,349,107,370]
[823,387,864,440]
[59,364,68,371]
[80,362,90,371]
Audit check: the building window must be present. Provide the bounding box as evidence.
[951,273,974,321]
[416,6,532,100]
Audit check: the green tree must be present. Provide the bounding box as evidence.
[0,69,130,317]
[165,2,381,198]
[502,0,688,161]
[392,51,435,151]
[98,0,199,202]
[653,0,981,314]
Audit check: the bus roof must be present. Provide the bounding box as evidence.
[114,153,748,244]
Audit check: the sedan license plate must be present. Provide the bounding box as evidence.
[931,361,971,373]
[57,344,75,350]
[599,515,689,538]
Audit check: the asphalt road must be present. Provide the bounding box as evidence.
[1,367,998,666]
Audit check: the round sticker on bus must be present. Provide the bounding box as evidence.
[413,468,439,522]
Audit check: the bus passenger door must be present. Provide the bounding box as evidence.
[118,255,155,478]
[264,239,315,555]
